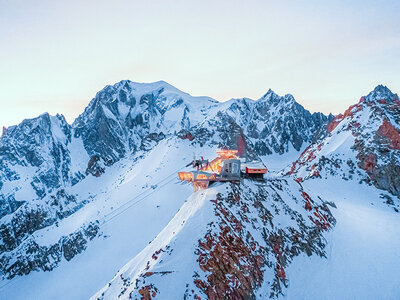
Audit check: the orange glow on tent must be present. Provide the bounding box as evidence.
[196,173,208,180]
[199,150,237,174]
[178,149,241,191]
[178,172,194,181]
[200,158,223,173]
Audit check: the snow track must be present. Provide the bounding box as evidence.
[93,188,212,299]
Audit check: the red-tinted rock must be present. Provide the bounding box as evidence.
[301,191,311,202]
[305,151,316,162]
[276,264,286,279]
[312,170,320,177]
[180,132,194,141]
[378,120,400,150]
[287,161,297,175]
[195,223,264,299]
[327,114,343,133]
[344,103,362,119]
[328,103,363,133]
[361,153,376,172]
[310,209,331,231]
[151,248,164,260]
[138,285,157,300]
[237,134,246,156]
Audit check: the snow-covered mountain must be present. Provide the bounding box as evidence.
[72,81,219,163]
[288,85,400,210]
[214,90,331,155]
[71,80,331,164]
[0,81,399,299]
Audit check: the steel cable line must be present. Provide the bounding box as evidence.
[98,165,187,224]
[0,165,189,291]
[100,176,177,227]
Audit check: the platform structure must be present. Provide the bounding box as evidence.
[178,149,267,191]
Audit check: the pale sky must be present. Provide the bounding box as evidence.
[1,0,399,127]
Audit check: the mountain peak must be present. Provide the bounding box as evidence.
[260,88,278,100]
[114,79,174,90]
[364,85,398,102]
[258,89,296,105]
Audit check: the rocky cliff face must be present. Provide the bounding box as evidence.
[0,112,93,279]
[219,90,332,155]
[72,80,330,163]
[0,113,81,206]
[186,89,332,159]
[72,80,218,163]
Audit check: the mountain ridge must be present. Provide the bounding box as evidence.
[288,84,400,204]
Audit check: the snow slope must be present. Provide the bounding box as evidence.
[285,178,400,300]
